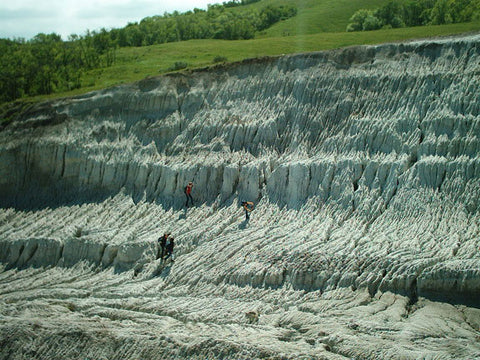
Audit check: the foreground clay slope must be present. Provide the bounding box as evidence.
[0,34,479,359]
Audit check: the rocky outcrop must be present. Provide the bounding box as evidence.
[0,34,479,305]
[1,34,480,360]
[1,35,479,213]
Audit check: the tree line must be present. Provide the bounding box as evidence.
[0,32,115,104]
[113,4,297,47]
[222,0,261,8]
[347,0,480,31]
[0,2,296,104]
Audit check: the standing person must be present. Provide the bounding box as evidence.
[241,201,254,221]
[185,182,194,207]
[157,233,169,260]
[164,237,175,262]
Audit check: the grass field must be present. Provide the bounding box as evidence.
[256,0,388,36]
[18,0,480,102]
[60,21,480,98]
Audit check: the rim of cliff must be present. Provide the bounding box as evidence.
[1,30,479,131]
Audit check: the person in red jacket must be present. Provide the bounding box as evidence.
[185,182,194,207]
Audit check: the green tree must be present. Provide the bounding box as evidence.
[402,0,432,26]
[0,40,25,102]
[448,0,480,22]
[469,0,480,20]
[125,24,145,46]
[429,0,453,24]
[92,28,112,54]
[347,9,373,31]
[363,14,382,30]
[27,33,63,94]
[374,1,405,28]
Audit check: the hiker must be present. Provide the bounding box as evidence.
[164,237,175,262]
[157,233,169,260]
[241,200,254,221]
[185,182,194,207]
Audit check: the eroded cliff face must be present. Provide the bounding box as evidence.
[1,34,480,360]
[2,37,479,212]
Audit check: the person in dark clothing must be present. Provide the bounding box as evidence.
[241,201,254,221]
[157,233,169,260]
[185,182,194,207]
[164,237,175,262]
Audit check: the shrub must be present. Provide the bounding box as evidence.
[390,16,406,28]
[429,0,453,24]
[346,9,372,32]
[213,55,228,63]
[346,23,361,32]
[169,61,188,71]
[363,15,382,30]
[347,0,480,32]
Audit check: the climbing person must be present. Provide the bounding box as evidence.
[157,233,169,260]
[241,200,254,221]
[185,181,194,207]
[164,237,175,262]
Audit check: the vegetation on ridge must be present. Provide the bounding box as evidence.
[0,1,296,104]
[0,0,480,109]
[347,0,480,31]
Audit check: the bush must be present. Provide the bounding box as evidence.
[429,0,453,24]
[213,55,228,63]
[351,9,371,24]
[347,9,373,32]
[390,16,406,28]
[363,15,382,30]
[374,1,403,26]
[346,23,362,32]
[347,0,480,32]
[169,61,188,71]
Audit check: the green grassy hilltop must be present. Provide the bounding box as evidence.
[69,21,480,98]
